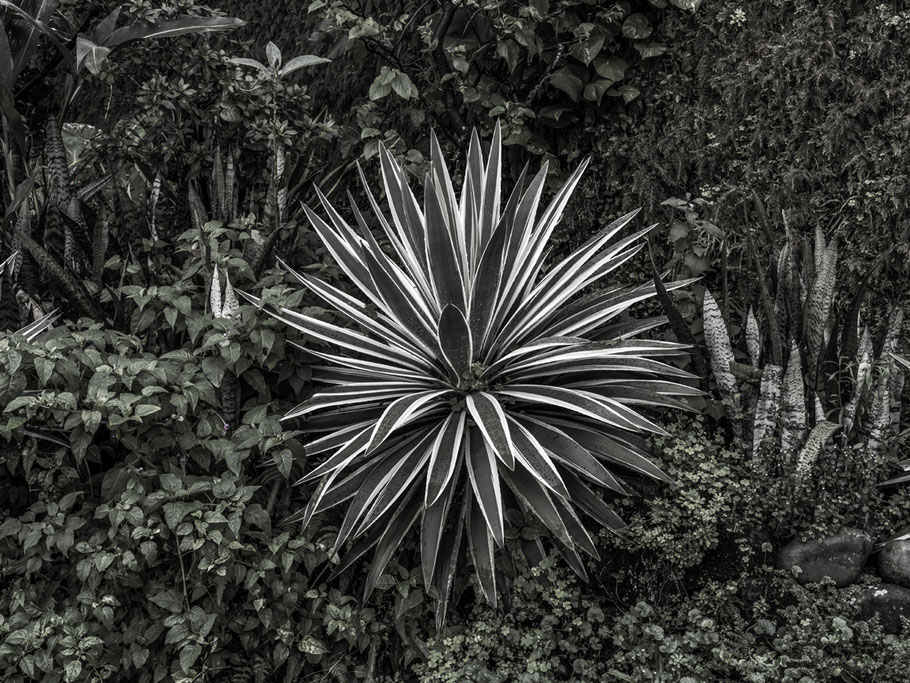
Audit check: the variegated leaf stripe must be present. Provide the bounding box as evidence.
[751,364,783,467]
[702,288,737,402]
[795,420,840,483]
[745,306,761,366]
[780,341,807,457]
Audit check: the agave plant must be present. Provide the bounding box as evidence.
[246,124,698,625]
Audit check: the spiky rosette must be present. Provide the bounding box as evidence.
[245,124,697,625]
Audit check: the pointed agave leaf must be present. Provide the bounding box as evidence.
[500,464,573,548]
[363,494,421,599]
[366,391,449,453]
[465,427,505,546]
[560,426,673,484]
[437,304,473,381]
[507,416,569,499]
[518,415,629,494]
[466,490,497,607]
[421,462,460,589]
[469,213,510,351]
[562,470,626,532]
[434,494,467,629]
[424,173,466,310]
[553,495,599,559]
[14,310,59,342]
[281,260,425,357]
[500,385,669,436]
[425,412,467,506]
[464,392,514,468]
[335,427,434,549]
[267,305,428,373]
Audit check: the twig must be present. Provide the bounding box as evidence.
[523,43,565,106]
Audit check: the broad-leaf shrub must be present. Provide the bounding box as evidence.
[254,123,699,624]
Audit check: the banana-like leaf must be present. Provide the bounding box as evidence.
[262,128,694,625]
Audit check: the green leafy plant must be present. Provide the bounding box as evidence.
[249,123,699,625]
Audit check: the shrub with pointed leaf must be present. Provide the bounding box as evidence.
[245,124,697,625]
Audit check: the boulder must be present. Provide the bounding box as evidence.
[880,540,910,588]
[776,527,872,587]
[858,584,910,634]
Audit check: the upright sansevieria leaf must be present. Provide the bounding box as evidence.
[780,341,807,458]
[702,288,738,407]
[251,124,697,625]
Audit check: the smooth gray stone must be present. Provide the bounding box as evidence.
[879,540,910,588]
[858,584,910,634]
[776,527,872,587]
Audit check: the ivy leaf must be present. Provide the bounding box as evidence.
[583,78,613,106]
[635,43,668,59]
[179,643,202,673]
[64,661,82,683]
[571,27,605,65]
[390,71,417,100]
[149,589,184,613]
[622,14,652,39]
[369,74,392,100]
[134,404,161,418]
[594,55,628,81]
[549,67,584,102]
[274,449,292,479]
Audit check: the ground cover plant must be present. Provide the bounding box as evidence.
[0,1,908,682]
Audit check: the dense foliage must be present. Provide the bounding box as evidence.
[0,0,908,681]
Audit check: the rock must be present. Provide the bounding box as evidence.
[776,527,872,587]
[858,584,910,634]
[880,540,910,588]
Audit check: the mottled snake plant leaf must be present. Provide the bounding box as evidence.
[249,124,696,621]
